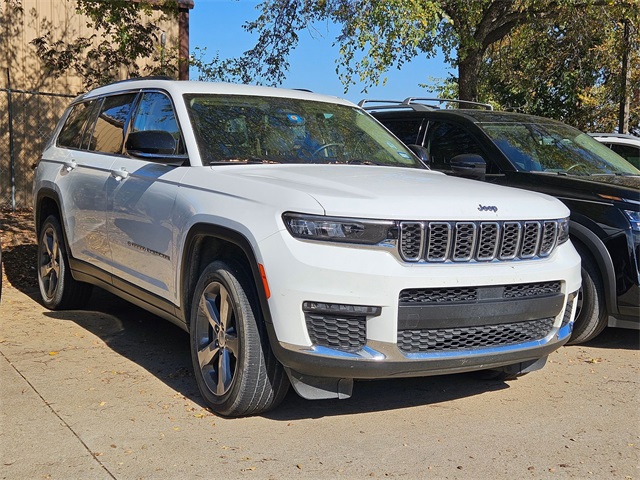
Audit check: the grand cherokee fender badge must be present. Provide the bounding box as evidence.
[127,241,170,260]
[478,204,498,212]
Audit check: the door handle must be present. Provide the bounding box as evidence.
[111,167,129,181]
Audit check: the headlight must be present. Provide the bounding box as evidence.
[557,217,570,245]
[283,213,396,245]
[623,210,640,232]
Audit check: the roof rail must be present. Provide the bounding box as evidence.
[105,75,175,87]
[359,97,493,111]
[358,99,434,112]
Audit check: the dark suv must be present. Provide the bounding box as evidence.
[363,98,640,344]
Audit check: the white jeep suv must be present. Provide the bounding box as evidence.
[33,78,581,416]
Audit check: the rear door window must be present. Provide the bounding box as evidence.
[88,94,137,154]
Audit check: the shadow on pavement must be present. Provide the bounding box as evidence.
[42,287,513,420]
[579,326,639,351]
[2,244,40,298]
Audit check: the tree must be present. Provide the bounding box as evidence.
[31,0,179,89]
[480,2,639,133]
[196,0,614,102]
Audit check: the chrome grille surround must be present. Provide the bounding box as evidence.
[398,219,562,263]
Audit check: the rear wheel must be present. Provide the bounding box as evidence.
[568,246,608,344]
[189,259,289,417]
[37,215,92,309]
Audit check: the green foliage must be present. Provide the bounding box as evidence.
[31,0,178,89]
[481,2,639,132]
[192,0,638,131]
[195,1,602,99]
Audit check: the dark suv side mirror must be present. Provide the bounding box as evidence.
[126,130,187,165]
[450,154,486,181]
[407,144,430,167]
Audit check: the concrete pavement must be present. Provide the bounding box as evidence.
[2,280,639,480]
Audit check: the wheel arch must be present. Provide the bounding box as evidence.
[569,220,618,315]
[179,224,273,329]
[34,189,63,236]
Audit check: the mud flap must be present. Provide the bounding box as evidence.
[286,368,353,400]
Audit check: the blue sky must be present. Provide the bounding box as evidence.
[189,0,452,104]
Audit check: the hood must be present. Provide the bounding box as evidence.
[218,164,569,220]
[564,173,640,191]
[516,172,640,204]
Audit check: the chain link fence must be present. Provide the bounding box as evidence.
[1,88,75,210]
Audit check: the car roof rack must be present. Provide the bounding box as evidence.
[588,132,639,140]
[359,97,493,111]
[106,75,175,87]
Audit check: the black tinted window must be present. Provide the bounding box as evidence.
[481,123,639,175]
[608,144,640,168]
[426,122,483,169]
[130,92,184,154]
[379,118,424,146]
[88,94,136,154]
[57,101,96,149]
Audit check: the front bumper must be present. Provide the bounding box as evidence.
[259,231,581,388]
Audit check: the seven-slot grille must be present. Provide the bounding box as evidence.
[399,220,559,262]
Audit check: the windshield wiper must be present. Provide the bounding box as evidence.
[208,157,281,165]
[342,159,385,166]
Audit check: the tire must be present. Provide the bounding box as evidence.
[189,260,289,417]
[567,246,608,345]
[37,215,92,310]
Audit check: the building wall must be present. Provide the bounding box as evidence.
[1,0,180,94]
[0,0,182,209]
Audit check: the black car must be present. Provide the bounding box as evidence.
[363,98,640,344]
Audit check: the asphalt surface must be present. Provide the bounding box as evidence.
[1,278,639,479]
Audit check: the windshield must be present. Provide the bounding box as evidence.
[184,94,423,168]
[480,122,640,176]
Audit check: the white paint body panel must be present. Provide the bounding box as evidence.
[34,79,582,382]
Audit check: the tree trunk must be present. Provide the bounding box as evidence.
[458,49,483,102]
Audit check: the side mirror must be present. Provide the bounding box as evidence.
[450,153,486,181]
[408,144,430,167]
[126,130,187,165]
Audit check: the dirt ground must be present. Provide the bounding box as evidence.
[1,209,639,479]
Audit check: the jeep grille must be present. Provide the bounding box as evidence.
[399,220,559,262]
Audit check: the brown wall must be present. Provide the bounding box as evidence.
[0,0,182,209]
[1,0,180,93]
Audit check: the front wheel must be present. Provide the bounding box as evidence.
[189,260,289,417]
[567,246,608,344]
[37,215,92,309]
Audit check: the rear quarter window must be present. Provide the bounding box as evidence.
[57,101,97,149]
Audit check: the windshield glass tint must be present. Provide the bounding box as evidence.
[184,94,422,168]
[481,122,640,176]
